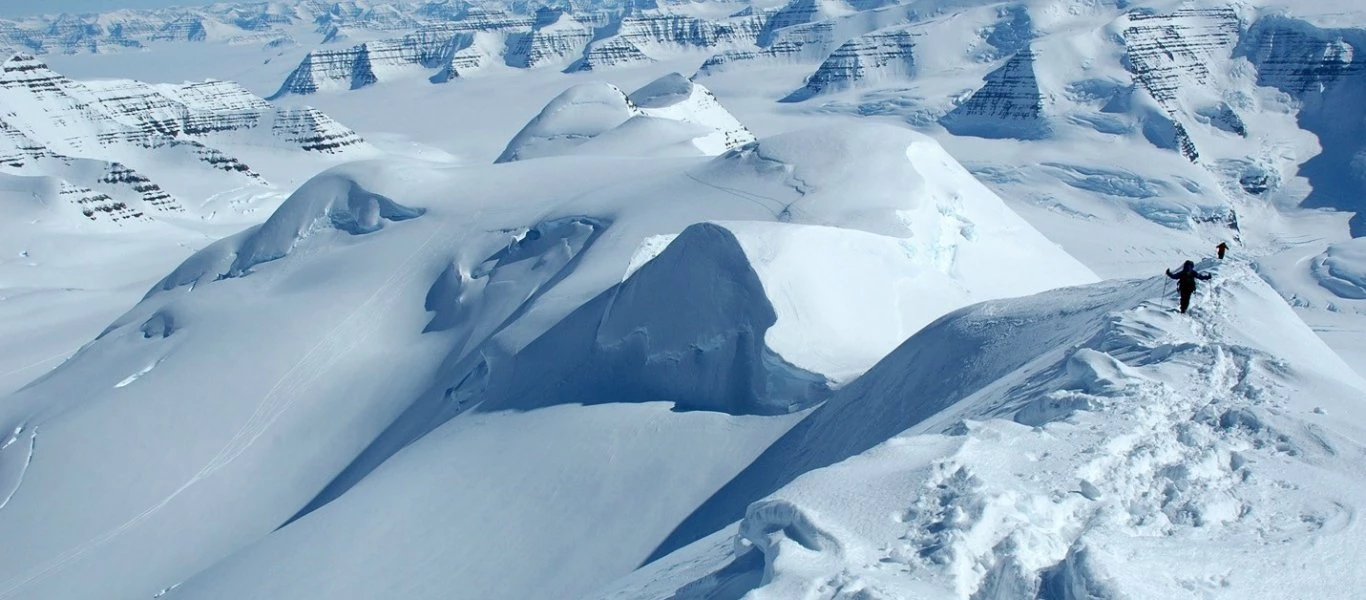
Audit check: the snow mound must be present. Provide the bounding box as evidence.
[627,73,755,155]
[141,173,425,291]
[226,174,423,276]
[493,82,639,163]
[494,73,754,163]
[1312,238,1366,299]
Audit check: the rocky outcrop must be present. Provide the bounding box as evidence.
[271,107,367,153]
[940,48,1049,140]
[163,80,271,134]
[782,28,915,101]
[1123,8,1239,106]
[1119,7,1240,160]
[62,180,145,222]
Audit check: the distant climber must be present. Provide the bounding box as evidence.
[1166,260,1212,314]
[1216,242,1228,260]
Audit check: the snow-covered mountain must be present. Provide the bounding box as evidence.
[0,52,367,224]
[3,0,1366,599]
[0,122,1100,600]
[495,72,754,162]
[248,0,1366,235]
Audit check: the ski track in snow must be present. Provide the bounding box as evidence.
[0,219,452,600]
[0,428,36,513]
[0,352,69,382]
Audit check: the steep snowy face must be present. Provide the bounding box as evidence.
[496,73,755,162]
[1237,16,1366,234]
[628,263,1366,600]
[0,53,365,223]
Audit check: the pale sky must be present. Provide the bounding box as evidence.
[0,0,199,18]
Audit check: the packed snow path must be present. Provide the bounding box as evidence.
[603,260,1366,600]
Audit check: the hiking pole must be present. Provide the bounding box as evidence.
[1162,276,1171,310]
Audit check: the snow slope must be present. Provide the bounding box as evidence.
[0,123,1091,600]
[598,260,1366,599]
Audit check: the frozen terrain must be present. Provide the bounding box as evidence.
[0,122,1097,600]
[0,0,1365,598]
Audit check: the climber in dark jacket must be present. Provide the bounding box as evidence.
[1165,260,1212,314]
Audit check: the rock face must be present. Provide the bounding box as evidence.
[782,29,915,101]
[567,37,654,72]
[614,12,766,50]
[272,16,537,95]
[940,48,1048,140]
[504,10,595,69]
[496,73,755,163]
[1120,7,1240,161]
[271,3,775,96]
[0,53,365,223]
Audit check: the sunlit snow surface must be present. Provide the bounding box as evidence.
[1,0,1366,598]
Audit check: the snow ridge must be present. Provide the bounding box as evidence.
[629,262,1366,599]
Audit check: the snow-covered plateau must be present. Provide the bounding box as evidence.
[1,0,1365,599]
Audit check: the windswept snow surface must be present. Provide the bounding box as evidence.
[0,123,1091,600]
[598,261,1366,600]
